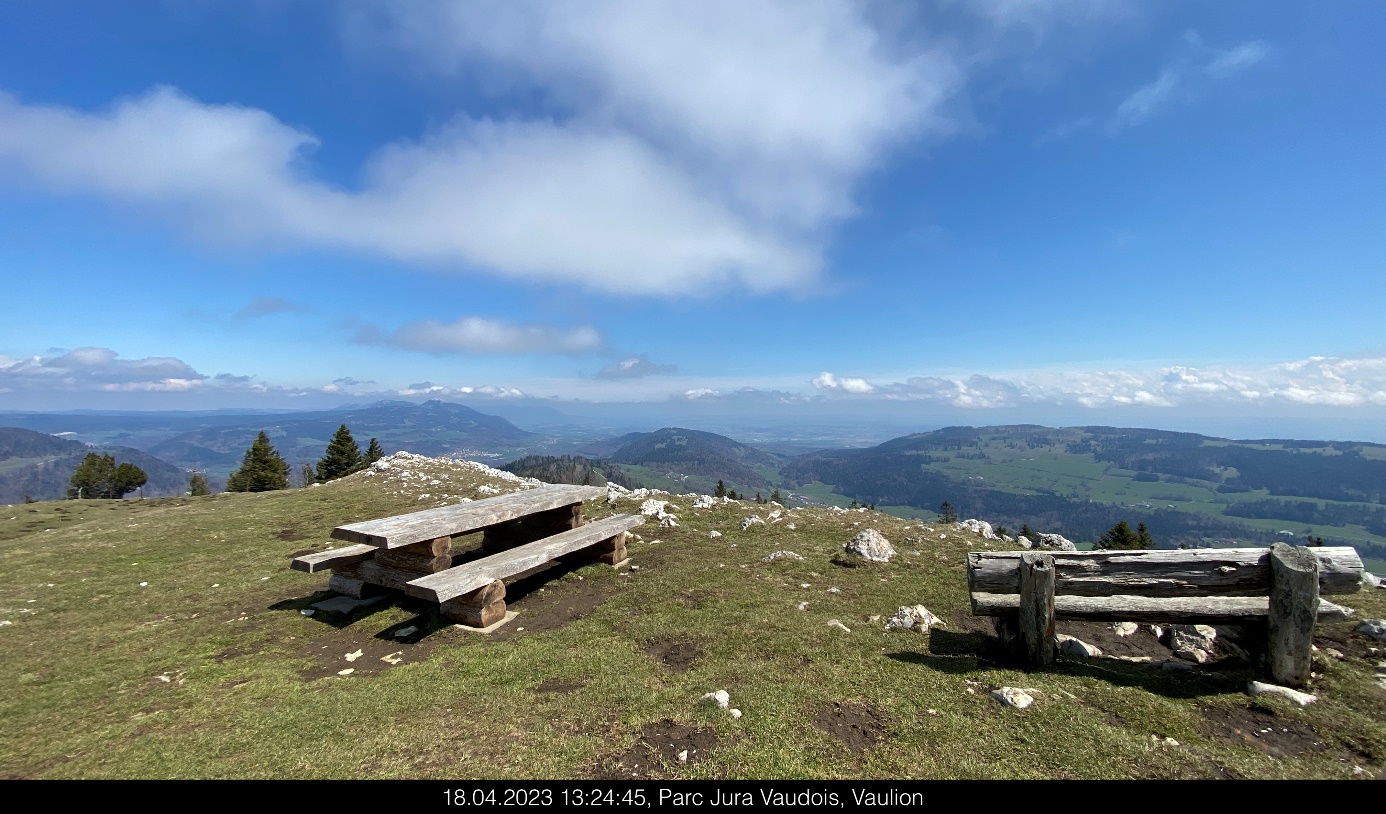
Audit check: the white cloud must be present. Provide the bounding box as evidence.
[0,1,963,296]
[1103,34,1271,133]
[235,296,308,319]
[381,317,606,355]
[596,355,678,379]
[811,371,876,393]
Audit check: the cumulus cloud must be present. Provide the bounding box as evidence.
[364,317,606,356]
[234,296,307,320]
[396,382,527,399]
[0,1,964,296]
[811,371,876,393]
[595,355,678,379]
[0,347,208,394]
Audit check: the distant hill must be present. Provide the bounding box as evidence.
[782,425,1386,564]
[144,400,545,477]
[499,455,640,489]
[578,427,784,495]
[0,427,195,502]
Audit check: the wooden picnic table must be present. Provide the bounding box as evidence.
[291,484,643,628]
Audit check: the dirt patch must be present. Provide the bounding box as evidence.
[489,576,617,641]
[1197,704,1331,759]
[293,609,452,681]
[598,719,717,779]
[534,678,585,694]
[1058,621,1174,661]
[275,527,308,541]
[813,701,887,755]
[1314,620,1385,661]
[644,637,703,674]
[679,590,721,610]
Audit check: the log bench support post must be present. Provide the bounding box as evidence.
[1268,543,1319,688]
[440,579,507,628]
[375,535,453,573]
[482,503,583,554]
[1019,552,1056,668]
[560,531,628,567]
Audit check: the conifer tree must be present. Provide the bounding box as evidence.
[188,471,210,497]
[1020,523,1034,539]
[1137,522,1153,548]
[365,438,384,464]
[939,500,958,524]
[715,480,727,498]
[69,453,147,499]
[227,431,290,492]
[770,489,782,504]
[316,424,363,482]
[1097,519,1144,550]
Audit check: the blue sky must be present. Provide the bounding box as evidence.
[1,1,1384,439]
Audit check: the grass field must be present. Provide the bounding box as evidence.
[1,454,1383,779]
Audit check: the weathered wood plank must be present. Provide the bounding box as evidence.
[970,592,1353,624]
[290,544,378,574]
[1019,552,1056,668]
[404,514,645,603]
[1268,543,1319,688]
[967,547,1362,598]
[327,573,381,599]
[375,548,453,573]
[331,484,604,548]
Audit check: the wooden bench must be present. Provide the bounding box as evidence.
[966,543,1364,687]
[291,484,643,628]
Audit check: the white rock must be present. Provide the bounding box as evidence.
[1361,572,1381,588]
[786,523,796,530]
[826,587,841,594]
[677,750,689,763]
[708,530,723,539]
[740,516,764,530]
[768,509,782,520]
[1033,532,1077,552]
[700,690,730,709]
[692,494,716,509]
[1170,624,1217,663]
[827,619,852,633]
[1149,625,1165,640]
[640,499,669,517]
[1247,681,1318,706]
[885,605,943,632]
[844,528,895,562]
[991,687,1034,709]
[345,649,363,662]
[660,517,679,527]
[299,609,315,617]
[476,484,501,495]
[953,519,999,540]
[763,550,805,562]
[1113,622,1139,637]
[1056,634,1103,658]
[796,601,809,611]
[729,708,742,720]
[138,582,148,587]
[395,626,419,638]
[1355,619,1386,642]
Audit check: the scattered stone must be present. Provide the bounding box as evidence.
[827,619,852,633]
[1170,624,1217,663]
[380,651,404,665]
[299,609,315,617]
[1014,535,1032,549]
[139,582,148,588]
[844,529,895,562]
[677,749,689,763]
[740,516,764,530]
[786,523,796,530]
[991,687,1034,709]
[1056,634,1103,658]
[1247,681,1318,706]
[729,708,742,720]
[1150,735,1180,748]
[953,519,998,540]
[344,649,363,662]
[1149,624,1165,640]
[708,530,722,539]
[1033,532,1077,552]
[1325,648,1345,661]
[659,517,679,527]
[692,494,716,509]
[394,626,418,638]
[796,601,809,611]
[337,668,355,676]
[1355,620,1386,642]
[885,605,943,632]
[826,587,841,594]
[763,550,805,562]
[700,690,730,709]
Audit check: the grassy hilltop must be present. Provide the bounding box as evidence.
[1,453,1383,779]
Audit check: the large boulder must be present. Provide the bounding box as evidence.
[740,516,764,531]
[953,519,998,540]
[692,494,716,509]
[844,529,895,562]
[1033,533,1077,552]
[1356,619,1386,642]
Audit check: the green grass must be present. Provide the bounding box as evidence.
[1,458,1383,779]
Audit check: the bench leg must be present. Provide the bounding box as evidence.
[327,574,385,599]
[1268,543,1319,688]
[1019,552,1056,669]
[440,579,507,628]
[375,536,453,573]
[481,503,584,554]
[561,532,627,567]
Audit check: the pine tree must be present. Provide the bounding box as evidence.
[1137,522,1153,548]
[755,491,763,504]
[68,452,147,499]
[188,471,210,497]
[1020,523,1034,539]
[939,500,958,524]
[298,462,315,489]
[1097,520,1145,550]
[316,424,363,482]
[365,438,384,464]
[715,480,727,498]
[770,489,782,504]
[227,431,290,492]
[728,489,739,500]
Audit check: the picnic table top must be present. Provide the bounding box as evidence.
[330,483,605,549]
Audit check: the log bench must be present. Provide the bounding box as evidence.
[966,543,1364,687]
[291,484,643,628]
